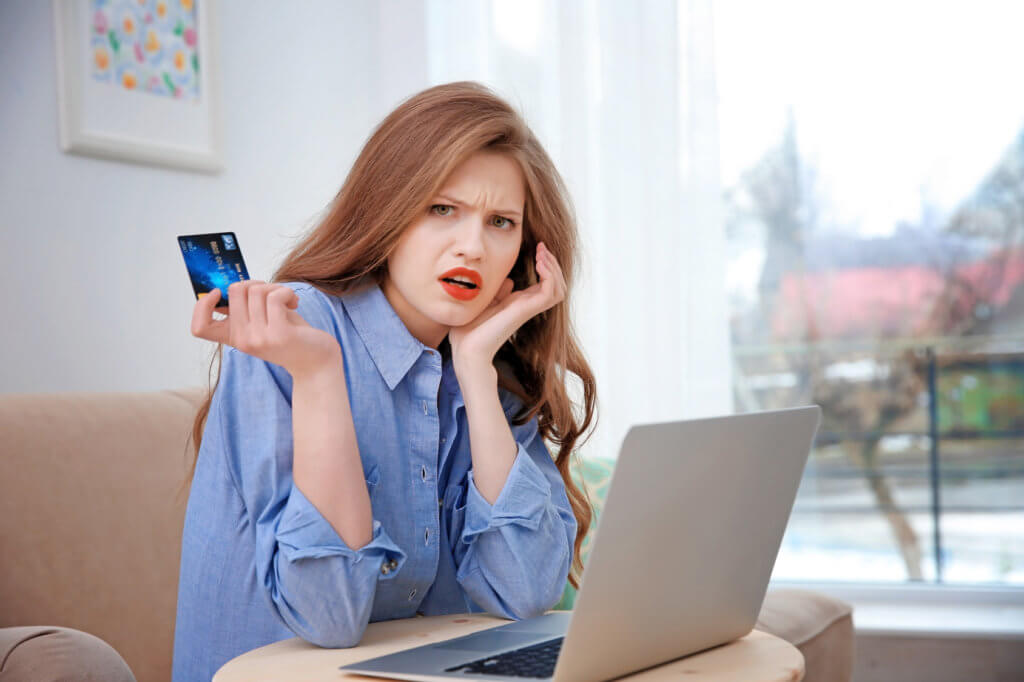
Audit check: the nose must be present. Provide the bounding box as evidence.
[452,216,485,262]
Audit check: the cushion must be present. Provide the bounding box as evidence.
[0,626,135,682]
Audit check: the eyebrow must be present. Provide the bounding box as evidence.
[436,194,523,220]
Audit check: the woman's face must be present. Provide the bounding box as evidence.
[383,150,525,348]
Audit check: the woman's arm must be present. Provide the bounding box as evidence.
[448,241,566,502]
[194,279,373,549]
[453,356,575,622]
[454,360,517,504]
[291,357,373,549]
[444,243,574,618]
[448,386,577,620]
[194,283,405,648]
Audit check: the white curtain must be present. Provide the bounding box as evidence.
[382,0,731,461]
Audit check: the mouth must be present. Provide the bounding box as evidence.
[439,267,483,301]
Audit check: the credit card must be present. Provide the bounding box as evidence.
[177,232,251,308]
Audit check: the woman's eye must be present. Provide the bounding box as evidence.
[431,204,514,229]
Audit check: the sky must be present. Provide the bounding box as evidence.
[714,0,1024,238]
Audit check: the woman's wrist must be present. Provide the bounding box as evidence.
[453,356,498,390]
[290,350,346,389]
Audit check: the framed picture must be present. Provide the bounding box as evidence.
[53,0,222,173]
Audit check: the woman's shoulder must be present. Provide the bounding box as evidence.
[272,281,388,369]
[276,280,379,320]
[274,281,345,336]
[275,280,332,305]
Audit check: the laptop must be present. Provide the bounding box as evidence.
[340,405,821,681]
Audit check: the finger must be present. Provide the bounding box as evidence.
[208,284,231,313]
[538,243,557,270]
[228,280,253,345]
[248,281,270,331]
[536,251,565,308]
[195,286,221,320]
[548,256,567,301]
[539,245,566,301]
[190,287,230,344]
[267,286,299,327]
[535,250,555,297]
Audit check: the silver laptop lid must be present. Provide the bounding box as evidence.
[553,406,820,681]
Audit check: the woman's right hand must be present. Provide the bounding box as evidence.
[190,280,343,381]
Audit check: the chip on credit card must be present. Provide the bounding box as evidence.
[177,232,250,308]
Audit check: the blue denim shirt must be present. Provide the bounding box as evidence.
[171,281,576,682]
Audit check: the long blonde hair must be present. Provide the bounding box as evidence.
[185,81,598,589]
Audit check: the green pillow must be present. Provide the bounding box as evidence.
[554,456,616,610]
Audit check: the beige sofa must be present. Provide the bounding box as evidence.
[0,388,853,681]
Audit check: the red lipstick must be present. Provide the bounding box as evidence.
[439,267,483,301]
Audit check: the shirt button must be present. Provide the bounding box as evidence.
[380,563,390,575]
[409,588,418,600]
[422,401,428,416]
[438,498,443,508]
[388,558,398,570]
[424,528,431,544]
[421,465,428,481]
[441,437,446,444]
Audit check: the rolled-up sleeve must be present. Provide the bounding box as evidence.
[210,284,405,648]
[451,393,577,620]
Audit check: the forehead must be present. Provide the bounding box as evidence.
[439,151,526,209]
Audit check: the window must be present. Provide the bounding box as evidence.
[716,0,1024,585]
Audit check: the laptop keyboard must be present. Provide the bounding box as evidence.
[444,636,563,678]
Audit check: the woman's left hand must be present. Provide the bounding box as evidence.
[448,241,566,373]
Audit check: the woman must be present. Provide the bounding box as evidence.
[172,81,597,682]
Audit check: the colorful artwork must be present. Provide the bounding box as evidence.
[89,0,200,100]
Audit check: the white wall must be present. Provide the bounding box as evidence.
[1,0,732,454]
[0,0,429,393]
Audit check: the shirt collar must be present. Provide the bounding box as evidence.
[341,282,428,390]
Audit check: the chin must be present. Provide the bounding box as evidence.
[430,303,480,327]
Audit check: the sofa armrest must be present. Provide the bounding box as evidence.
[756,588,855,682]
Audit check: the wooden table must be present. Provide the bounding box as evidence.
[214,613,804,681]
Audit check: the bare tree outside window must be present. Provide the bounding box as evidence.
[725,119,1024,584]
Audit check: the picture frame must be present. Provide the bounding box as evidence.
[52,0,222,173]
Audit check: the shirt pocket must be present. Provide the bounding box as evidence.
[444,480,468,543]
